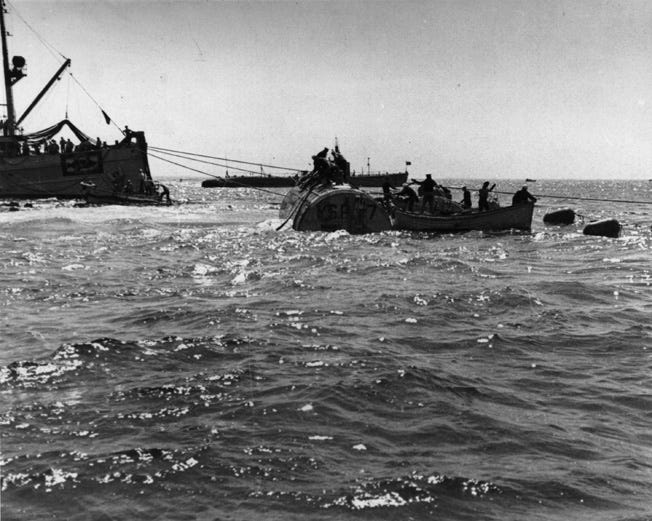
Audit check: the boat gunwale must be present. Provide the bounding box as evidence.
[392,201,535,232]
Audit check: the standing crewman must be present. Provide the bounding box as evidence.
[478,181,496,211]
[381,176,395,203]
[412,174,437,213]
[460,186,472,209]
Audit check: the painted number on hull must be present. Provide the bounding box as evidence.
[315,196,378,231]
[61,150,104,176]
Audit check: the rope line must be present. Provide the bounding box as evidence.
[66,73,123,134]
[276,185,315,231]
[7,1,66,61]
[149,145,305,173]
[147,152,287,198]
[517,192,652,205]
[150,147,272,176]
[442,186,652,206]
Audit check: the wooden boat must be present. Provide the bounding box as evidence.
[0,4,162,199]
[280,184,391,233]
[392,201,535,232]
[80,194,170,206]
[76,179,171,206]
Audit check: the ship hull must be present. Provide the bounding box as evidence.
[0,143,150,198]
[349,172,408,187]
[202,176,296,188]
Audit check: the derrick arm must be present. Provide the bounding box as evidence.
[16,58,71,127]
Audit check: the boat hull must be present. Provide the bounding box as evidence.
[349,172,408,187]
[83,193,169,206]
[202,176,296,188]
[0,143,150,198]
[280,185,391,233]
[392,202,535,232]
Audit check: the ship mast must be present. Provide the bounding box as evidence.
[0,0,16,136]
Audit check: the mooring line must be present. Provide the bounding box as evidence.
[149,145,304,173]
[147,152,288,198]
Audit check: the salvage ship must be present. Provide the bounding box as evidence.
[0,1,160,201]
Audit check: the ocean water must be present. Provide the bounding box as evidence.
[1,179,651,521]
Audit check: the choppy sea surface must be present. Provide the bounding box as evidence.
[1,179,651,521]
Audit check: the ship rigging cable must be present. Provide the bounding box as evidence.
[149,147,277,176]
[147,151,287,198]
[6,0,66,62]
[8,1,122,133]
[149,145,305,173]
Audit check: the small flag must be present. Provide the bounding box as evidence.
[406,161,411,166]
[101,110,111,125]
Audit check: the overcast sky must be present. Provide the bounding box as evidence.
[4,0,652,179]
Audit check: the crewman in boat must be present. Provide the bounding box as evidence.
[411,174,437,213]
[478,181,496,211]
[157,183,171,203]
[381,176,395,203]
[396,183,419,212]
[512,185,537,206]
[460,186,472,209]
[139,169,149,194]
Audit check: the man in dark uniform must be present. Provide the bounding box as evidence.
[512,186,537,205]
[412,174,437,213]
[381,176,394,203]
[312,147,329,171]
[396,183,419,212]
[478,181,496,211]
[460,186,472,209]
[330,146,350,184]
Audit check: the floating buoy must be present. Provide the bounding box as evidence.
[583,219,621,238]
[543,208,575,225]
